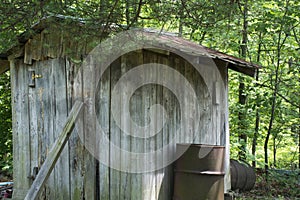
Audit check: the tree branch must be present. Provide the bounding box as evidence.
[258,83,299,108]
[127,0,144,30]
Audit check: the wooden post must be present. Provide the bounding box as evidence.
[24,101,83,200]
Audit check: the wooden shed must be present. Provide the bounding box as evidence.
[0,17,259,200]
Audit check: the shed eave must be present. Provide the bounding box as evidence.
[141,30,260,77]
[227,63,257,77]
[0,58,9,75]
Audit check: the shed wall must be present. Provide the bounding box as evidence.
[11,48,229,199]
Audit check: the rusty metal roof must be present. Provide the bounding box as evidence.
[139,29,260,76]
[0,16,261,76]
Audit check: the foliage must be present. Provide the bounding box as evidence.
[226,0,300,171]
[0,72,12,175]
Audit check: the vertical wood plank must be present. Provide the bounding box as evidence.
[53,58,70,199]
[24,39,33,65]
[160,54,172,200]
[48,58,57,200]
[11,60,31,200]
[67,60,85,200]
[28,64,38,187]
[127,50,144,199]
[218,65,231,192]
[142,50,155,200]
[82,56,96,200]
[96,58,111,200]
[109,58,121,200]
[35,59,55,199]
[119,53,131,200]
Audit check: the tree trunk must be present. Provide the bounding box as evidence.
[264,91,276,180]
[125,0,130,26]
[252,33,262,168]
[238,79,247,161]
[264,31,282,182]
[238,0,248,162]
[273,136,276,168]
[178,9,183,37]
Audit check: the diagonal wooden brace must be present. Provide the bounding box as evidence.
[24,101,84,200]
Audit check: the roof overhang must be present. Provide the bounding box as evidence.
[0,59,9,74]
[0,16,261,77]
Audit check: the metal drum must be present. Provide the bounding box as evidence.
[173,144,225,200]
[230,159,256,191]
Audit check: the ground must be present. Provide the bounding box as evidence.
[233,169,300,200]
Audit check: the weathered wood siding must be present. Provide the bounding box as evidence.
[12,48,228,200]
[11,25,230,200]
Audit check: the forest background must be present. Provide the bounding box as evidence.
[0,0,299,198]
